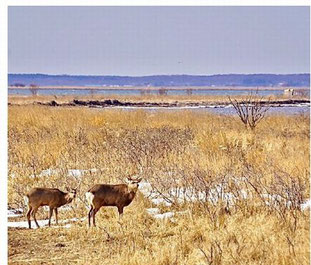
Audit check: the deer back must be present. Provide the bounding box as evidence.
[27,188,68,208]
[88,184,137,207]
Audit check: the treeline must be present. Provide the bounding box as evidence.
[8,73,310,87]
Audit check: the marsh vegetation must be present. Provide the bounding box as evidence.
[8,105,310,264]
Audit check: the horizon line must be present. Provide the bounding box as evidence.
[8,72,310,77]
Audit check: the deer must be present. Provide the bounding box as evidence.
[85,176,142,227]
[24,187,77,229]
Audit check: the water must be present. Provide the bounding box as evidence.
[8,88,287,96]
[99,105,310,115]
[206,106,310,115]
[8,88,310,115]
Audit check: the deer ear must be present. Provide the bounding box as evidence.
[128,175,135,181]
[125,177,131,183]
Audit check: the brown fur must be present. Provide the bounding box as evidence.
[86,177,142,227]
[25,187,76,229]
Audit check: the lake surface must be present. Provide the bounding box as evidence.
[100,105,310,115]
[206,106,310,115]
[8,88,288,96]
[8,88,310,115]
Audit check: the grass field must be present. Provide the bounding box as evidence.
[8,105,310,264]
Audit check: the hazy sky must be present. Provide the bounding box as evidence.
[8,6,310,76]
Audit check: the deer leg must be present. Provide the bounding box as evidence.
[48,207,54,227]
[54,208,58,225]
[118,207,124,221]
[88,206,93,227]
[92,208,99,227]
[26,206,32,229]
[32,207,40,228]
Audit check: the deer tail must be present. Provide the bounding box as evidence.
[85,192,95,208]
[24,195,29,206]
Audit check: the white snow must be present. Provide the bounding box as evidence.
[28,168,98,179]
[139,180,309,212]
[150,198,173,207]
[139,181,173,206]
[7,217,85,229]
[40,169,59,177]
[153,212,175,219]
[7,208,23,218]
[29,169,59,178]
[138,181,153,197]
[68,168,97,178]
[145,184,238,206]
[68,169,87,178]
[8,219,49,229]
[301,199,311,211]
[146,208,160,215]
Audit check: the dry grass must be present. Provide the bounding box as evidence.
[8,105,310,264]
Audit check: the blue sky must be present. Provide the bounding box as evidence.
[8,6,310,75]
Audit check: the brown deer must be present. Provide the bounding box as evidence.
[85,176,142,227]
[24,187,77,229]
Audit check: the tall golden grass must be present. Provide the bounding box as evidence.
[8,105,310,264]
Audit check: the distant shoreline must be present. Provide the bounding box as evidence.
[8,98,310,109]
[8,73,310,88]
[8,86,310,91]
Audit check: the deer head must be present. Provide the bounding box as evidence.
[65,187,77,202]
[126,176,142,192]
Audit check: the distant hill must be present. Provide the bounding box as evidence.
[8,73,310,87]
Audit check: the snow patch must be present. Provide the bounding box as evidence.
[68,168,97,178]
[138,181,153,197]
[7,217,85,229]
[139,179,308,212]
[29,168,98,179]
[146,208,160,215]
[8,219,49,229]
[153,212,175,219]
[68,169,87,178]
[301,199,311,211]
[7,208,23,218]
[150,198,172,207]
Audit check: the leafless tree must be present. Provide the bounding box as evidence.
[228,93,270,130]
[12,83,26,87]
[29,84,39,96]
[186,88,193,96]
[158,87,168,96]
[140,89,146,96]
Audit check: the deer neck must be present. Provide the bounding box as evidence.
[127,184,138,196]
[63,193,74,204]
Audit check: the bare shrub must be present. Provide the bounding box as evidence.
[158,87,168,96]
[110,126,193,169]
[29,84,39,96]
[229,93,270,130]
[89,89,95,97]
[140,89,146,96]
[186,88,193,95]
[12,83,26,87]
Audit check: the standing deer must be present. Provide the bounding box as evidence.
[85,176,142,227]
[24,187,77,229]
